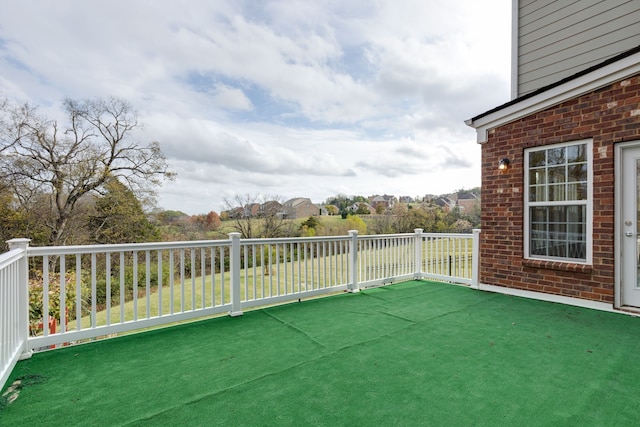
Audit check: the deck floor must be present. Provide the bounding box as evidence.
[2,280,640,426]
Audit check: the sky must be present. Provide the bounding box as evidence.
[0,0,511,215]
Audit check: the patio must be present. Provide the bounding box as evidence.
[2,279,639,426]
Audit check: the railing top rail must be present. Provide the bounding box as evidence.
[420,232,474,239]
[240,235,351,245]
[27,239,232,256]
[0,247,24,270]
[22,231,475,257]
[358,233,417,240]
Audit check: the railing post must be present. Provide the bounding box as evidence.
[471,229,481,289]
[228,233,243,317]
[347,230,359,293]
[414,229,423,279]
[7,238,33,360]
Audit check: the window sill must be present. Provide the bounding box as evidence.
[522,258,592,274]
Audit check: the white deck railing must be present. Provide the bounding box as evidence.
[0,240,31,390]
[0,229,480,390]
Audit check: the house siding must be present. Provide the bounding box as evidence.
[516,0,640,97]
[481,73,640,303]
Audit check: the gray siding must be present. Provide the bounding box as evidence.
[515,0,640,97]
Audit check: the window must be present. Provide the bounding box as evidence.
[524,140,592,263]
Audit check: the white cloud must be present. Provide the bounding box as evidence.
[0,0,510,214]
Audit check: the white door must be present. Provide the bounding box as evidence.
[621,145,640,307]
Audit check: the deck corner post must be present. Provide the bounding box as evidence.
[414,229,424,280]
[228,232,243,317]
[347,230,359,293]
[471,229,481,289]
[7,238,33,359]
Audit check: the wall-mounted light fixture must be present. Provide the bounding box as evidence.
[498,158,510,172]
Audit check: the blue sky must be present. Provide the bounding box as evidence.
[0,0,511,214]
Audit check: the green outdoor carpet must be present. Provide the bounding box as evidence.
[2,280,640,426]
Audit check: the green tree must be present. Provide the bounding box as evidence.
[325,205,339,215]
[346,214,367,234]
[355,203,371,215]
[88,178,160,244]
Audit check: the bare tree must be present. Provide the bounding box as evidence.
[0,97,175,246]
[223,194,292,238]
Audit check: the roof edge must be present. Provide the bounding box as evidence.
[466,44,640,143]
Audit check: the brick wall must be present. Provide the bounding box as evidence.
[481,74,640,303]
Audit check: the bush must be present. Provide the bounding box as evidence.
[28,271,76,336]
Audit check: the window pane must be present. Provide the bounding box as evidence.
[566,144,587,163]
[548,166,566,183]
[529,169,546,185]
[547,147,565,165]
[529,205,586,261]
[549,206,565,222]
[529,185,546,202]
[568,163,587,182]
[549,184,565,201]
[529,151,546,167]
[566,183,587,201]
[531,207,548,222]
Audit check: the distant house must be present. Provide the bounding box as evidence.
[282,197,320,219]
[320,204,339,216]
[244,203,260,218]
[224,206,245,219]
[347,202,374,215]
[369,195,397,211]
[465,0,640,310]
[258,200,283,217]
[433,197,455,212]
[456,193,479,214]
[399,196,414,204]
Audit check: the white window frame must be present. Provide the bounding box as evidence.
[524,139,593,264]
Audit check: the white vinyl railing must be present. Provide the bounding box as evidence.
[0,229,480,391]
[0,240,31,391]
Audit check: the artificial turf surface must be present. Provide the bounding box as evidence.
[2,280,640,426]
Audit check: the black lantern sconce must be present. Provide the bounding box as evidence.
[498,158,510,173]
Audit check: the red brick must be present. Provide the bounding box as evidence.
[479,73,640,303]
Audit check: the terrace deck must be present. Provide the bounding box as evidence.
[1,280,639,425]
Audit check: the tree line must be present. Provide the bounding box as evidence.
[0,95,480,251]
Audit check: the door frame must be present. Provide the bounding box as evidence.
[614,140,640,309]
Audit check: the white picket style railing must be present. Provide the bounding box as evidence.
[0,240,31,390]
[0,229,480,391]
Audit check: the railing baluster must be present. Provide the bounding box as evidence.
[169,250,175,314]
[43,255,49,336]
[201,247,206,309]
[60,255,67,333]
[190,248,196,311]
[179,249,185,313]
[106,253,111,326]
[133,251,138,322]
[119,252,125,324]
[211,247,218,307]
[220,246,225,305]
[91,253,97,328]
[146,250,151,319]
[158,250,163,317]
[251,244,257,300]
